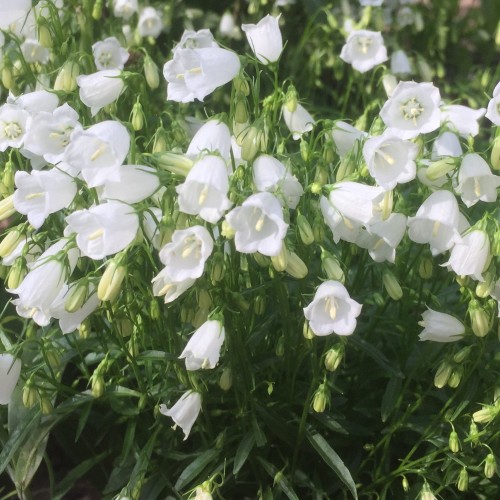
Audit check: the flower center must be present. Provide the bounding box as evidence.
[49,126,73,147]
[88,228,104,240]
[324,296,338,320]
[355,36,373,55]
[401,97,424,125]
[181,236,201,259]
[375,147,395,166]
[98,51,113,68]
[3,122,23,140]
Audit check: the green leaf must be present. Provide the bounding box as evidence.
[257,457,300,500]
[174,449,219,491]
[233,431,255,475]
[306,432,358,499]
[381,377,403,422]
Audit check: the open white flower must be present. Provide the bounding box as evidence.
[380,81,441,139]
[242,15,283,64]
[160,391,202,440]
[77,70,124,116]
[138,6,163,38]
[21,39,50,64]
[13,169,77,229]
[282,104,315,140]
[179,319,225,370]
[331,121,367,158]
[0,103,30,151]
[176,155,232,224]
[225,192,288,256]
[485,81,500,126]
[158,226,214,282]
[390,49,412,75]
[455,153,500,207]
[340,30,388,73]
[0,354,21,405]
[441,229,490,281]
[163,47,240,103]
[407,190,461,255]
[304,281,362,336]
[112,0,138,20]
[431,131,462,159]
[100,165,159,204]
[152,270,195,304]
[441,104,485,137]
[362,132,418,190]
[92,37,129,70]
[186,120,232,162]
[320,195,362,244]
[418,309,465,342]
[65,201,139,260]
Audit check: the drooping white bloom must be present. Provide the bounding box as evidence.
[380,81,441,139]
[407,190,461,255]
[13,169,77,229]
[357,213,407,263]
[138,7,163,38]
[142,207,163,250]
[158,226,214,282]
[485,81,500,126]
[176,155,232,224]
[179,320,225,370]
[431,131,462,159]
[112,0,138,20]
[0,354,21,405]
[242,15,283,64]
[152,270,195,304]
[418,308,465,342]
[320,195,362,244]
[7,90,59,114]
[441,104,485,137]
[362,132,418,190]
[174,29,219,51]
[100,165,159,204]
[23,103,81,164]
[331,121,367,158]
[65,201,139,260]
[186,120,232,162]
[455,153,500,207]
[63,120,130,187]
[21,39,50,64]
[0,104,30,151]
[304,281,362,336]
[163,47,240,103]
[77,70,124,116]
[92,37,129,70]
[328,182,386,226]
[252,154,303,209]
[225,192,288,256]
[219,11,241,39]
[282,104,315,140]
[0,0,31,31]
[340,30,388,73]
[159,391,202,440]
[442,230,490,281]
[390,49,412,75]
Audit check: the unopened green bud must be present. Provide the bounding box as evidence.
[254,295,265,315]
[425,158,457,180]
[303,320,314,340]
[322,253,345,282]
[143,55,160,89]
[275,335,285,357]
[457,468,468,492]
[38,24,52,48]
[336,157,354,182]
[23,380,38,408]
[449,430,460,453]
[193,308,209,329]
[149,299,160,320]
[79,320,90,339]
[401,477,409,493]
[271,245,288,272]
[233,75,250,96]
[0,228,24,258]
[197,289,212,310]
[240,124,267,161]
[219,367,232,391]
[65,281,89,312]
[312,383,329,413]
[40,396,53,415]
[453,345,471,364]
[2,66,14,90]
[434,360,453,388]
[314,165,328,186]
[383,271,403,301]
[468,420,480,446]
[313,219,325,243]
[92,0,103,20]
[91,374,105,398]
[300,139,310,162]
[471,307,490,337]
[284,85,298,113]
[484,453,496,478]
[476,272,493,298]
[3,160,15,193]
[285,251,308,279]
[154,152,194,176]
[53,60,79,92]
[0,194,16,221]
[131,101,145,131]
[473,404,499,424]
[210,251,225,283]
[448,365,463,388]
[491,136,500,171]
[297,213,314,245]
[152,128,168,153]
[324,346,343,372]
[7,258,27,289]
[419,482,435,500]
[253,252,270,268]
[234,94,249,124]
[98,259,127,302]
[221,220,235,239]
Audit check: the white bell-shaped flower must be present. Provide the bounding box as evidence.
[163,47,240,103]
[320,195,362,244]
[390,49,412,75]
[242,15,283,64]
[142,207,163,251]
[186,120,232,162]
[340,30,388,73]
[407,190,461,255]
[0,103,31,151]
[282,103,315,140]
[431,131,462,159]
[304,280,362,336]
[418,308,464,342]
[331,121,367,158]
[100,165,159,204]
[92,37,129,70]
[77,70,124,116]
[380,81,441,139]
[159,391,202,440]
[13,169,77,229]
[21,39,50,64]
[152,270,195,304]
[442,229,490,281]
[179,319,225,370]
[138,6,163,38]
[225,192,288,256]
[455,153,500,207]
[112,0,138,20]
[176,155,232,224]
[8,90,59,114]
[252,154,303,209]
[65,201,139,260]
[440,104,485,137]
[0,354,21,405]
[159,226,214,282]
[362,132,418,190]
[485,81,500,126]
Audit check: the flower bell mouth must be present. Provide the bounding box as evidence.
[401,97,424,124]
[181,237,202,259]
[90,143,107,161]
[375,147,395,166]
[356,36,373,54]
[254,211,266,232]
[3,122,22,139]
[25,192,44,200]
[324,297,337,320]
[88,228,105,240]
[198,185,209,205]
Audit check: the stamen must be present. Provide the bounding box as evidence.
[198,185,209,205]
[90,143,107,161]
[158,283,174,296]
[25,192,44,200]
[375,148,395,166]
[474,177,481,197]
[88,228,104,240]
[432,220,440,237]
[255,213,266,232]
[325,297,337,320]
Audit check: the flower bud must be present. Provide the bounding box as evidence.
[233,75,250,96]
[271,245,289,272]
[154,152,194,176]
[324,345,344,372]
[300,139,310,162]
[296,213,314,245]
[92,0,103,20]
[452,345,471,364]
[380,190,393,220]
[192,308,209,329]
[150,299,160,320]
[253,252,270,268]
[470,307,490,337]
[7,258,27,290]
[303,320,314,340]
[65,281,89,313]
[419,482,435,500]
[3,160,15,193]
[152,127,168,153]
[98,258,127,302]
[484,453,496,479]
[2,66,14,90]
[476,272,493,298]
[53,60,79,92]
[91,373,105,398]
[285,251,308,279]
[0,194,15,221]
[219,367,232,391]
[275,335,285,357]
[79,320,90,340]
[221,220,235,239]
[284,85,298,113]
[131,100,145,131]
[434,360,453,388]
[447,365,463,388]
[240,123,267,162]
[254,295,265,315]
[234,94,249,124]
[336,157,354,182]
[401,477,409,493]
[468,420,480,446]
[382,271,403,301]
[40,395,53,415]
[425,158,457,180]
[312,383,329,413]
[0,228,24,258]
[457,468,468,492]
[143,55,160,89]
[38,24,52,48]
[491,135,500,171]
[23,379,38,408]
[382,74,398,97]
[418,257,433,279]
[473,404,499,424]
[322,253,345,282]
[449,430,460,453]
